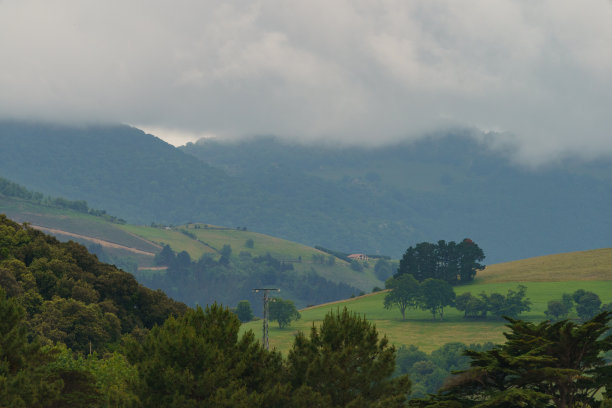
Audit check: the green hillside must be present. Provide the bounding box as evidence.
[242,250,612,353]
[0,190,383,313]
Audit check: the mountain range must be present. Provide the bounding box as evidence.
[1,120,611,263]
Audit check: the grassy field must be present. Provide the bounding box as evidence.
[0,197,383,290]
[477,248,612,283]
[123,223,383,290]
[0,196,159,252]
[118,224,217,261]
[242,279,612,354]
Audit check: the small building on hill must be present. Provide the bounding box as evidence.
[348,253,368,261]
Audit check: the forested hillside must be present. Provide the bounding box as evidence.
[183,135,612,263]
[0,214,186,353]
[3,120,612,262]
[0,214,414,406]
[0,178,369,310]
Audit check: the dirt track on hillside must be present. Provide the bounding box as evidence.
[31,225,156,257]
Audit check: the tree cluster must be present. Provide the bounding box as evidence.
[384,274,456,320]
[144,245,359,314]
[455,285,531,319]
[545,289,611,322]
[396,239,485,285]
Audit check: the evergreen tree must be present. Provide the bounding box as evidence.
[125,304,285,407]
[236,300,254,322]
[287,307,411,407]
[410,312,612,407]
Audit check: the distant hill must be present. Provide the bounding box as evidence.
[0,186,382,310]
[182,135,612,263]
[2,120,612,262]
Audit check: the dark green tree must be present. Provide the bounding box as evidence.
[454,292,487,318]
[269,298,301,328]
[410,312,612,408]
[456,239,485,283]
[384,274,421,320]
[481,285,531,319]
[398,242,437,282]
[154,244,175,266]
[419,279,455,320]
[219,244,232,265]
[125,304,286,407]
[396,239,484,285]
[236,299,254,322]
[286,307,412,407]
[573,289,602,321]
[544,299,571,322]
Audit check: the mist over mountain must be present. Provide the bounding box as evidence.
[1,120,611,263]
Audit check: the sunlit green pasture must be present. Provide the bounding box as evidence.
[241,280,612,354]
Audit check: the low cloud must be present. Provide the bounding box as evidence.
[1,0,611,164]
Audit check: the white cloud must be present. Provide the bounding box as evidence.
[1,0,611,163]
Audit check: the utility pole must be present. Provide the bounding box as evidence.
[252,288,280,350]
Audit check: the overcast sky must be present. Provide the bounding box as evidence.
[1,0,611,164]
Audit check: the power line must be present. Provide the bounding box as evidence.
[252,288,280,350]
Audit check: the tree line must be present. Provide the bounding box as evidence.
[139,245,359,313]
[0,176,126,224]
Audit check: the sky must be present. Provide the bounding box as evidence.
[1,0,611,164]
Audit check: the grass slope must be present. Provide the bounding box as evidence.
[477,248,612,283]
[0,196,382,290]
[242,259,612,353]
[0,195,158,253]
[124,223,382,290]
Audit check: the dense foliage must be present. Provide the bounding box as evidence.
[384,275,456,320]
[395,342,496,399]
[455,285,531,319]
[0,214,186,353]
[287,307,412,407]
[140,245,358,312]
[396,240,485,285]
[410,312,612,407]
[124,304,287,407]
